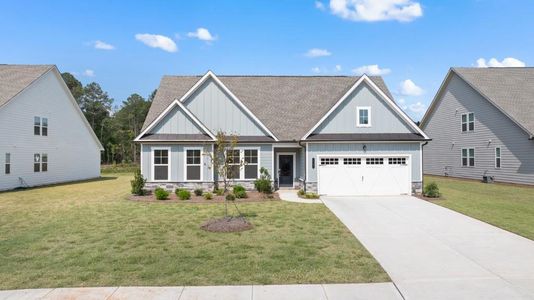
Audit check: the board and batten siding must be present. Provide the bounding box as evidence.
[150,105,204,134]
[423,73,534,185]
[0,70,101,191]
[314,83,414,134]
[306,142,422,183]
[141,143,272,183]
[183,78,268,136]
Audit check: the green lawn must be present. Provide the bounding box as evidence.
[425,175,534,240]
[0,174,388,289]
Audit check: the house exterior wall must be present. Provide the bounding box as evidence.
[314,83,414,134]
[183,78,268,136]
[305,142,422,192]
[150,106,204,134]
[0,70,101,191]
[422,73,534,185]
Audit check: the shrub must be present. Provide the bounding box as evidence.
[424,182,440,198]
[215,188,224,196]
[130,169,146,195]
[297,189,305,196]
[154,188,169,200]
[194,188,203,196]
[305,192,320,199]
[177,189,191,200]
[225,193,236,201]
[254,167,273,194]
[203,192,213,200]
[233,184,246,193]
[234,190,247,199]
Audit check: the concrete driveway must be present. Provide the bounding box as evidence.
[323,196,534,300]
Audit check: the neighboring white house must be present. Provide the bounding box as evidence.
[0,65,103,191]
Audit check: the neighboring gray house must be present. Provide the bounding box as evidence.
[0,65,103,191]
[421,67,534,185]
[135,71,429,196]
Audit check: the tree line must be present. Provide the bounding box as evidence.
[61,72,153,165]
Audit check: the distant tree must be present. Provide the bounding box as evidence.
[61,72,83,102]
[147,89,157,102]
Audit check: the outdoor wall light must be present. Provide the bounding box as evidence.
[363,144,367,152]
[312,158,315,169]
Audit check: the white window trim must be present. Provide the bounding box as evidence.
[495,147,501,169]
[152,147,171,182]
[461,148,475,167]
[461,112,475,132]
[276,152,296,188]
[184,147,203,182]
[225,147,261,181]
[356,106,371,127]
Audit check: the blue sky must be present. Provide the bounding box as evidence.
[1,0,532,120]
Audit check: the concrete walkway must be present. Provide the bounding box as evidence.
[0,283,402,300]
[277,190,322,204]
[323,195,534,300]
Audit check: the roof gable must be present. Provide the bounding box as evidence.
[0,64,54,108]
[150,105,205,135]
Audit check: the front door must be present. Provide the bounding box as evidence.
[278,155,294,187]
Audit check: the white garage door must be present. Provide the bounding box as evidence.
[318,156,411,196]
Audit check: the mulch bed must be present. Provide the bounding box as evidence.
[129,190,280,204]
[200,216,253,232]
[415,194,443,201]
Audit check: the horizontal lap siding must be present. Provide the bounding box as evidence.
[306,142,421,183]
[423,73,534,185]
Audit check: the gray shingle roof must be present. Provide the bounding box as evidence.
[0,65,54,108]
[142,75,395,141]
[452,67,534,136]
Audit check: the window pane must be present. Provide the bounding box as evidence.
[42,118,48,127]
[42,154,48,163]
[462,149,467,157]
[462,157,468,166]
[42,127,48,136]
[468,113,474,122]
[469,158,475,167]
[226,150,240,164]
[5,153,10,164]
[34,154,40,163]
[34,163,40,172]
[468,122,474,131]
[244,150,258,164]
[496,158,501,168]
[5,164,9,174]
[227,165,240,179]
[245,165,258,179]
[187,150,201,164]
[42,163,48,172]
[462,123,467,132]
[187,166,201,180]
[496,148,501,157]
[462,114,467,122]
[34,126,40,135]
[154,166,168,180]
[359,109,369,125]
[34,116,40,126]
[469,149,474,157]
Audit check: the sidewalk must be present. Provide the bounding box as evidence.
[277,190,322,204]
[0,283,402,300]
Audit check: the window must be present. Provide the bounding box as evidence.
[34,153,40,172]
[461,113,474,132]
[343,158,361,165]
[389,157,407,165]
[357,107,371,127]
[320,158,339,165]
[462,148,475,167]
[42,118,48,136]
[42,154,48,172]
[244,149,258,179]
[34,117,41,135]
[366,158,384,165]
[5,153,10,174]
[185,149,201,181]
[495,147,501,169]
[153,149,169,181]
[226,150,241,179]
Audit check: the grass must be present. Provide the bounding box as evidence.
[0,174,388,289]
[425,175,534,240]
[100,163,139,174]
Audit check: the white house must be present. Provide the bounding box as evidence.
[0,65,103,191]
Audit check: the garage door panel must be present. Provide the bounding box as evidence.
[318,155,410,196]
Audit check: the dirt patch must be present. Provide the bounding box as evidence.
[200,217,253,232]
[129,191,279,204]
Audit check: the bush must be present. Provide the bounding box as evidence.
[215,188,224,196]
[234,190,247,199]
[130,169,146,195]
[254,167,273,194]
[177,189,191,200]
[194,188,203,196]
[225,194,236,201]
[424,182,440,198]
[233,184,246,193]
[154,188,169,200]
[297,189,305,196]
[305,192,320,199]
[203,192,213,200]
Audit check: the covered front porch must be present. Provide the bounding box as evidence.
[273,145,305,190]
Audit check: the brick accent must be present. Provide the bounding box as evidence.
[305,182,318,193]
[412,181,423,194]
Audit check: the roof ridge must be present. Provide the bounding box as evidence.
[163,74,366,78]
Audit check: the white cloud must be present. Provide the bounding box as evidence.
[83,69,95,77]
[311,67,321,73]
[397,98,408,110]
[399,79,423,96]
[409,101,426,114]
[93,40,115,50]
[329,0,423,22]
[476,57,526,68]
[352,64,391,76]
[335,64,342,71]
[315,1,326,10]
[187,28,216,42]
[135,33,177,52]
[305,48,332,58]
